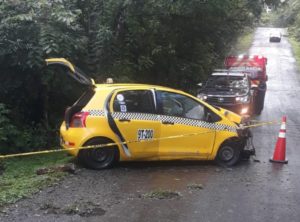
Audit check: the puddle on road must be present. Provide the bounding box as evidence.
[116,161,221,193]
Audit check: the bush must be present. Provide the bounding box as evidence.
[0,103,58,155]
[0,104,19,154]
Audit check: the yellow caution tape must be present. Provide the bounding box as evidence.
[241,120,280,129]
[0,130,215,159]
[0,119,280,159]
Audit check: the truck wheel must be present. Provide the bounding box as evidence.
[253,95,263,115]
[254,83,267,115]
[215,142,241,167]
[254,107,262,115]
[78,138,119,170]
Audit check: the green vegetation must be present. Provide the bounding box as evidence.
[229,28,255,55]
[0,153,71,207]
[259,12,279,27]
[289,37,300,70]
[0,1,263,154]
[282,0,300,69]
[262,0,300,69]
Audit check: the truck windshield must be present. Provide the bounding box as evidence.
[205,76,248,90]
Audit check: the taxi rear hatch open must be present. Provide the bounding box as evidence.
[45,58,96,129]
[45,58,95,87]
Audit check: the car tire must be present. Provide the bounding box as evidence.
[254,105,262,115]
[78,138,119,170]
[215,141,241,167]
[254,83,266,115]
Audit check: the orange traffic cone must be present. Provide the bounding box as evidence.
[270,116,288,164]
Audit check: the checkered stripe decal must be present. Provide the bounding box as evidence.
[112,112,159,121]
[84,110,236,132]
[159,115,236,132]
[84,110,105,116]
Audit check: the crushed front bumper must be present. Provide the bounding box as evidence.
[237,121,256,158]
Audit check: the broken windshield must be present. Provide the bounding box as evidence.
[204,75,248,92]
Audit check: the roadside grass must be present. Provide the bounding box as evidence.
[289,37,300,70]
[0,153,71,207]
[230,28,254,55]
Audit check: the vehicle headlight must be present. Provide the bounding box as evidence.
[197,94,207,101]
[236,96,249,103]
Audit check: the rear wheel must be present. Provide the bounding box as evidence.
[215,141,241,167]
[78,138,119,170]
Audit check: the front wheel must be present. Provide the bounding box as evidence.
[215,142,241,167]
[78,138,119,170]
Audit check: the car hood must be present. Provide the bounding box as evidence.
[218,107,242,124]
[200,89,248,97]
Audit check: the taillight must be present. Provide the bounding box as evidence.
[70,112,89,128]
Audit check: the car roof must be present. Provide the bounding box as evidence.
[94,83,180,92]
[270,32,281,35]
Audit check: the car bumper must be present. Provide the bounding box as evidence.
[269,37,281,42]
[60,123,91,156]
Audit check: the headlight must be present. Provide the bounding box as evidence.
[197,94,207,100]
[236,96,249,103]
[241,107,249,115]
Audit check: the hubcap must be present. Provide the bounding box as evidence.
[92,149,110,162]
[221,146,234,161]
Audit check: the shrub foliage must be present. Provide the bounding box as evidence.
[0,0,262,153]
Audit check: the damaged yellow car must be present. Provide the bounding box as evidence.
[46,58,254,169]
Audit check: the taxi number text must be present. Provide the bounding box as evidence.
[137,129,154,141]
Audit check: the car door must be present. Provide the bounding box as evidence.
[110,89,161,159]
[156,90,217,159]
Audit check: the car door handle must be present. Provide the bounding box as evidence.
[162,121,174,125]
[119,118,131,122]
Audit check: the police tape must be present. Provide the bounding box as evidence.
[243,120,280,129]
[0,130,216,159]
[0,119,280,159]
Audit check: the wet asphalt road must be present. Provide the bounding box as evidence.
[1,27,300,222]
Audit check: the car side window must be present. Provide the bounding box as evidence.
[113,90,155,114]
[157,91,206,120]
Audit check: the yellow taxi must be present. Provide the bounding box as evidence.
[46,58,254,169]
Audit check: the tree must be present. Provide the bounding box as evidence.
[0,0,263,153]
